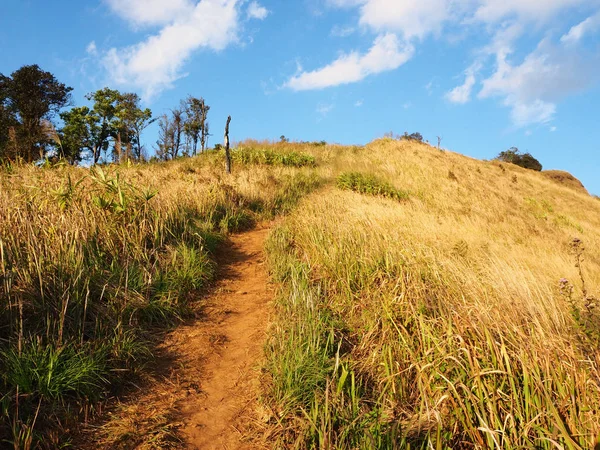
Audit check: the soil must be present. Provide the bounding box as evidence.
[78,226,273,450]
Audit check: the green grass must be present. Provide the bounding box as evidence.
[336,172,409,201]
[233,147,317,168]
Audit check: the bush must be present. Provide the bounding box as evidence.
[497,147,542,171]
[401,132,424,142]
[336,172,409,201]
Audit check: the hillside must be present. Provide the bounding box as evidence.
[1,139,600,449]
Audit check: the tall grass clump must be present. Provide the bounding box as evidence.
[337,172,409,201]
[263,139,600,449]
[233,147,317,168]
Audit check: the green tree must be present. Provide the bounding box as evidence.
[85,88,121,164]
[0,65,73,162]
[113,93,154,161]
[84,88,153,164]
[497,147,543,172]
[58,106,93,164]
[0,75,17,159]
[401,132,424,142]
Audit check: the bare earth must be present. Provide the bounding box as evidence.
[81,227,273,449]
[178,227,272,449]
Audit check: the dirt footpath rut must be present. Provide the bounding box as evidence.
[82,227,274,449]
[176,227,273,449]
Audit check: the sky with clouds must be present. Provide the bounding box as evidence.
[1,0,599,193]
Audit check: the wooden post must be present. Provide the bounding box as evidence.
[224,115,232,174]
[437,136,442,151]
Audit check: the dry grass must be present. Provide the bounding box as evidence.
[264,138,600,449]
[0,150,321,448]
[3,138,600,449]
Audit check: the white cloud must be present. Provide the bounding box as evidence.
[561,12,600,44]
[355,99,364,107]
[300,0,600,125]
[474,0,587,23]
[247,1,269,20]
[101,0,267,99]
[285,33,414,91]
[331,25,356,37]
[550,126,558,132]
[329,0,457,40]
[446,63,481,104]
[317,103,335,116]
[507,99,556,126]
[86,41,98,56]
[104,0,194,26]
[478,38,598,126]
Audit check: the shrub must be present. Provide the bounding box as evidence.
[401,132,424,142]
[336,172,409,201]
[497,147,542,171]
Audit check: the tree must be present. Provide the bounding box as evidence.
[0,76,17,159]
[183,96,210,155]
[86,88,121,164]
[84,88,153,164]
[113,92,153,161]
[171,107,184,159]
[224,116,232,174]
[58,106,92,164]
[497,147,543,172]
[155,107,184,161]
[0,65,72,162]
[156,114,173,161]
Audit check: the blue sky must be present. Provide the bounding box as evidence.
[1,0,599,193]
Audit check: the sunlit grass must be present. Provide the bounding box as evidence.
[0,149,322,447]
[263,139,600,449]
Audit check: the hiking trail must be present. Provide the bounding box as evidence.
[81,226,273,449]
[176,226,273,449]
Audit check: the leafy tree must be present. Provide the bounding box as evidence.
[58,106,93,164]
[83,88,153,164]
[85,88,121,164]
[0,76,17,159]
[183,96,209,155]
[497,147,542,172]
[0,65,72,162]
[113,92,154,161]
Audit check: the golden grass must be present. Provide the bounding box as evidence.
[264,138,600,448]
[3,138,600,448]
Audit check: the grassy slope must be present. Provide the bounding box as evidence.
[263,139,600,449]
[2,139,600,449]
[0,149,320,448]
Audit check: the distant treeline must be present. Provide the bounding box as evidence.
[0,64,211,165]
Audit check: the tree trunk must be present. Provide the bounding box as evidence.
[115,132,122,162]
[224,115,231,174]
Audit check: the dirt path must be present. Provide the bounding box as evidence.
[81,227,273,449]
[177,227,272,449]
